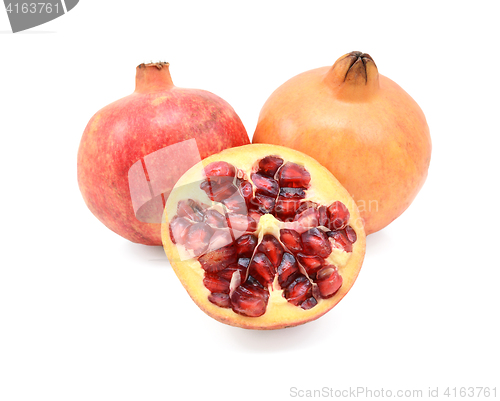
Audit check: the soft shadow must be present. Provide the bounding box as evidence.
[121,241,170,267]
[218,312,341,353]
[365,229,392,257]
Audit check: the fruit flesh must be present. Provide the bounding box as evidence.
[162,144,366,329]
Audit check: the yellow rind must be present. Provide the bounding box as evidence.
[161,144,366,330]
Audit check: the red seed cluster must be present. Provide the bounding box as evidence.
[168,156,358,317]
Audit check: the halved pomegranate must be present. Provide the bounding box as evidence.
[161,144,365,330]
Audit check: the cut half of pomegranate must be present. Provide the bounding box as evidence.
[161,144,365,330]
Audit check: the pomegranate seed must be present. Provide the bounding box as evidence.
[208,293,231,308]
[246,274,264,288]
[257,234,284,268]
[219,260,248,282]
[284,275,312,306]
[238,180,254,206]
[251,173,279,197]
[222,192,247,214]
[250,194,276,214]
[279,187,306,199]
[177,199,206,222]
[301,228,332,258]
[207,230,233,251]
[293,207,319,232]
[217,264,237,281]
[185,222,214,256]
[203,273,230,294]
[200,179,237,202]
[231,283,269,317]
[326,230,353,253]
[300,297,318,310]
[316,266,343,299]
[198,244,237,273]
[237,257,251,269]
[226,213,257,236]
[296,253,324,279]
[345,225,357,243]
[295,201,318,215]
[277,162,311,188]
[204,209,227,228]
[258,155,284,177]
[277,252,300,289]
[327,201,350,230]
[274,197,301,221]
[248,253,275,287]
[169,216,192,245]
[236,234,258,258]
[248,210,263,224]
[279,229,303,253]
[226,260,250,291]
[204,161,236,178]
[318,206,328,227]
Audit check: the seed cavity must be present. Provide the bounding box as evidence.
[169,155,358,316]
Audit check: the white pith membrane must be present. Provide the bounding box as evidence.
[162,144,365,329]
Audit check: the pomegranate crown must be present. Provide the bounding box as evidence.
[135,61,173,93]
[325,50,380,101]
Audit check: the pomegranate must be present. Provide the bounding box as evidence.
[161,144,365,330]
[77,62,249,245]
[253,51,431,235]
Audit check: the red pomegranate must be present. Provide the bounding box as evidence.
[77,62,250,245]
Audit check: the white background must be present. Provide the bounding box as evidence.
[1,1,499,400]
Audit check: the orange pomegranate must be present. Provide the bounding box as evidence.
[253,51,431,234]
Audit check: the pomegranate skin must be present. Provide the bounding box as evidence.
[78,63,249,245]
[253,52,431,235]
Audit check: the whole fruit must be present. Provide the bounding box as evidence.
[78,62,249,245]
[253,51,431,234]
[161,144,365,330]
